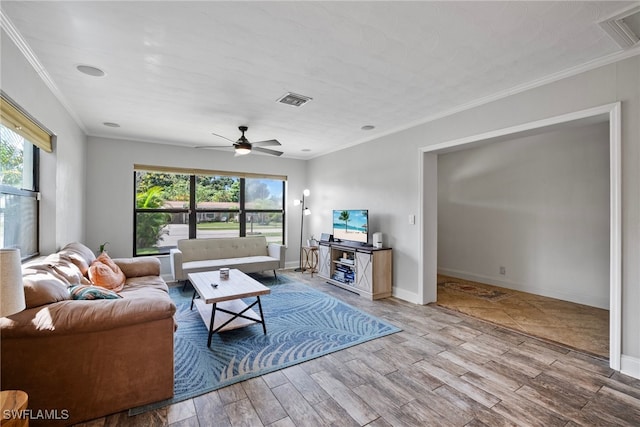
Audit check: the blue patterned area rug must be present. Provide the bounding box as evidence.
[129,274,400,414]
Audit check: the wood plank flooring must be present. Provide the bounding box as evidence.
[75,271,640,427]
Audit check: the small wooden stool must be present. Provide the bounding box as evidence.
[0,390,29,427]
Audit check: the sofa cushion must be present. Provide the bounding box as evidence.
[113,256,160,278]
[23,270,70,308]
[69,285,122,300]
[58,242,96,276]
[39,253,91,286]
[89,252,126,292]
[122,275,170,294]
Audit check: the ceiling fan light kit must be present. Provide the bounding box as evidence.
[235,143,252,156]
[197,125,283,156]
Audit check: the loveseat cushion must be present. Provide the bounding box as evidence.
[183,255,281,274]
[178,236,269,262]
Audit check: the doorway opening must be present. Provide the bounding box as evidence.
[419,103,621,370]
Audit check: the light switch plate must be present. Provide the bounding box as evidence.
[409,214,415,225]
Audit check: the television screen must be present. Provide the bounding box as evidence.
[332,209,368,244]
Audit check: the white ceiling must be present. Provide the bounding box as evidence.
[1,1,638,159]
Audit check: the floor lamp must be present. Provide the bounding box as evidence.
[294,189,311,272]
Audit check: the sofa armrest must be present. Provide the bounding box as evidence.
[0,294,176,338]
[170,248,185,281]
[113,256,160,278]
[268,243,286,269]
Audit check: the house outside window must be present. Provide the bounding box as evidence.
[134,165,285,256]
[0,94,52,259]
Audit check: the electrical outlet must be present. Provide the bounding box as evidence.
[499,266,506,275]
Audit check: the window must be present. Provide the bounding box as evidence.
[0,94,52,259]
[133,165,285,256]
[195,175,241,239]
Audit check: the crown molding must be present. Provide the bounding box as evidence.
[311,44,640,160]
[1,10,87,133]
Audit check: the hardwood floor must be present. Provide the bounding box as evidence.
[75,271,640,427]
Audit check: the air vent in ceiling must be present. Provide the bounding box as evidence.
[599,5,640,49]
[277,92,312,107]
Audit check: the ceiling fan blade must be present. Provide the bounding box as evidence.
[252,146,283,156]
[211,132,236,143]
[194,145,233,149]
[251,139,281,147]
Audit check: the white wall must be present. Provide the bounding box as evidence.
[308,56,640,368]
[1,31,87,254]
[307,136,422,303]
[85,137,308,274]
[437,122,609,308]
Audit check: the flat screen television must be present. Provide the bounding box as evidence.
[332,209,369,244]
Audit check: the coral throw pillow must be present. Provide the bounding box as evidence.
[88,252,126,292]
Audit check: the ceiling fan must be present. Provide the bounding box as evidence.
[196,126,283,156]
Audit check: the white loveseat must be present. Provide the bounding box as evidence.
[170,236,286,282]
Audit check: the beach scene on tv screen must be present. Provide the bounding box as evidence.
[333,210,368,242]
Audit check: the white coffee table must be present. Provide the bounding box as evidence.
[188,269,271,347]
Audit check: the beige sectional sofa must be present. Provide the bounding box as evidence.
[0,242,176,426]
[170,236,286,282]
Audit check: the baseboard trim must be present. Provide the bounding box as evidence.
[285,261,301,270]
[161,273,176,283]
[437,267,608,309]
[621,354,640,380]
[393,287,420,304]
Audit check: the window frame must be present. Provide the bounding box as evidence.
[133,166,286,256]
[0,92,49,260]
[1,144,40,258]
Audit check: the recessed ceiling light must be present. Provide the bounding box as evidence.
[301,148,312,152]
[361,125,375,131]
[77,65,105,77]
[103,122,120,128]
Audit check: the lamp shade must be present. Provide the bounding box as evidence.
[0,248,25,317]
